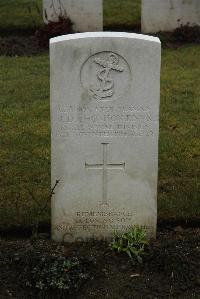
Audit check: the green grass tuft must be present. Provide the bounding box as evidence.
[158,46,200,221]
[104,0,141,30]
[0,54,50,225]
[0,0,43,36]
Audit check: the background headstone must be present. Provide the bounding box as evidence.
[142,0,200,33]
[50,32,161,242]
[43,0,103,32]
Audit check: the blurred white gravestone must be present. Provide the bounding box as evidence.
[142,0,200,33]
[50,32,161,242]
[43,0,103,32]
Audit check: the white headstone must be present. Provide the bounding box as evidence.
[43,0,103,32]
[142,0,200,33]
[50,32,161,242]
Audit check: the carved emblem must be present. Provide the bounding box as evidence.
[90,53,124,100]
[81,51,131,102]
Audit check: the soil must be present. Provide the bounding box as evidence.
[0,35,46,57]
[1,24,200,57]
[0,227,200,299]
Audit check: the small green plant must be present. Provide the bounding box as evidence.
[26,254,89,293]
[110,226,149,263]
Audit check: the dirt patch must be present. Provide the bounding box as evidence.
[0,228,199,299]
[0,16,73,57]
[0,25,200,57]
[0,35,46,57]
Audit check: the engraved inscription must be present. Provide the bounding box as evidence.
[54,210,154,234]
[85,143,125,206]
[81,51,131,102]
[53,210,155,241]
[53,210,136,233]
[55,223,153,232]
[54,104,159,138]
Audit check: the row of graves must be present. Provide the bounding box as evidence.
[44,0,199,242]
[43,0,200,33]
[47,0,160,242]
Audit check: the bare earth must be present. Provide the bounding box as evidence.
[0,227,199,299]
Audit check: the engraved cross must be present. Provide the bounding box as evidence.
[85,143,125,206]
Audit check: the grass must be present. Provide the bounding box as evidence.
[0,0,141,36]
[104,0,141,30]
[159,46,200,221]
[0,55,50,225]
[0,46,199,227]
[0,0,199,227]
[0,0,43,36]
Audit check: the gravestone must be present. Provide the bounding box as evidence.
[43,0,103,32]
[50,32,161,242]
[142,0,200,33]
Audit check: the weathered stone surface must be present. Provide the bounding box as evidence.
[50,32,161,242]
[142,0,200,33]
[43,0,103,32]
